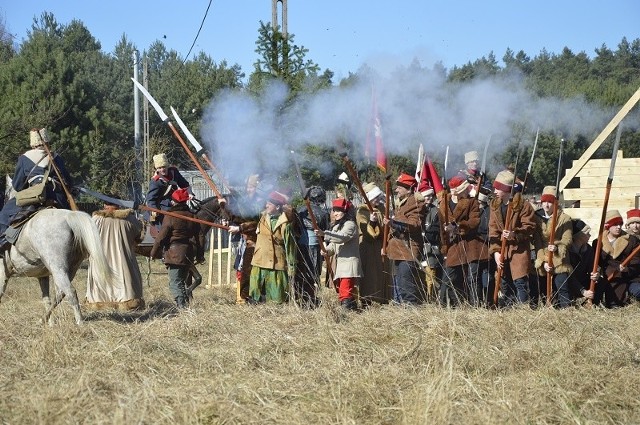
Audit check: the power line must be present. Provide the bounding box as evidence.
[169,0,213,78]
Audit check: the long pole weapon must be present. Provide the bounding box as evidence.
[131,79,225,201]
[587,125,622,308]
[289,151,335,286]
[545,138,564,307]
[521,128,539,193]
[139,205,230,230]
[475,135,492,199]
[382,174,392,257]
[339,153,374,213]
[170,106,231,191]
[493,149,522,306]
[39,133,78,211]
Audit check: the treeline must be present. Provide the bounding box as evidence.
[1,12,639,198]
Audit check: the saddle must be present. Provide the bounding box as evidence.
[5,206,49,245]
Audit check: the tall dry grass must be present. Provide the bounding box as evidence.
[1,259,639,424]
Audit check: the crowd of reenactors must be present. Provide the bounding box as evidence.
[216,148,640,311]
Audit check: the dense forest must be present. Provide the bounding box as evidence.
[1,12,639,200]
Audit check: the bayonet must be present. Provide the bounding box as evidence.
[170,106,203,153]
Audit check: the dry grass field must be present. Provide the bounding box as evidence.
[1,257,640,425]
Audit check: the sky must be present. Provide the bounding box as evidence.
[2,1,640,187]
[2,0,638,81]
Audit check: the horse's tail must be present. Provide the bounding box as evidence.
[65,211,114,285]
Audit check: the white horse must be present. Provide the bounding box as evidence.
[0,208,113,325]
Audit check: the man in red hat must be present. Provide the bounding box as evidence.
[489,169,537,306]
[596,209,640,307]
[248,190,297,303]
[150,187,202,309]
[438,175,484,307]
[625,209,640,240]
[532,186,574,308]
[383,172,426,304]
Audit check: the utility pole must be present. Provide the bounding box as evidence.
[132,50,142,204]
[271,0,289,74]
[142,61,150,193]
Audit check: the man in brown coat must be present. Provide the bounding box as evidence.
[383,173,426,305]
[150,188,202,309]
[438,176,484,307]
[489,170,536,306]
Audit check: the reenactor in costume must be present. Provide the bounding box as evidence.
[228,174,264,303]
[335,172,354,200]
[568,219,596,303]
[295,186,330,307]
[477,185,494,306]
[383,173,426,305]
[458,150,480,185]
[356,182,392,305]
[0,128,73,254]
[532,186,574,308]
[150,188,202,309]
[318,198,362,310]
[438,176,484,307]
[596,210,640,307]
[145,153,192,227]
[625,209,640,240]
[248,191,297,304]
[489,170,537,306]
[419,181,442,302]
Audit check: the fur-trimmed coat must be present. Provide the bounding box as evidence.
[488,193,536,280]
[533,209,573,276]
[598,231,640,281]
[438,194,484,267]
[386,193,425,262]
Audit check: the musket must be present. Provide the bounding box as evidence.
[521,128,539,192]
[289,151,335,286]
[545,138,564,307]
[170,106,231,191]
[139,205,230,230]
[493,149,521,306]
[475,135,492,199]
[131,79,225,201]
[339,153,374,213]
[39,133,78,211]
[382,174,392,257]
[588,125,622,308]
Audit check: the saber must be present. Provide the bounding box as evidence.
[522,128,539,191]
[170,106,231,190]
[139,205,230,230]
[76,187,134,208]
[131,78,224,200]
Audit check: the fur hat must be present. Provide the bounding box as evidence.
[396,173,417,189]
[626,209,640,225]
[332,198,352,212]
[267,191,287,206]
[448,176,470,196]
[153,153,169,169]
[464,151,479,164]
[418,180,434,196]
[171,188,190,203]
[541,186,557,203]
[29,128,49,148]
[604,209,623,230]
[493,170,514,192]
[363,182,383,202]
[572,219,591,236]
[246,174,260,189]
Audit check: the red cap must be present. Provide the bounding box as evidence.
[448,176,465,189]
[267,191,287,206]
[171,188,190,203]
[396,173,417,189]
[332,198,351,211]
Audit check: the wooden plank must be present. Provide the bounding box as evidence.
[578,175,640,187]
[565,199,635,208]
[574,165,640,178]
[559,85,640,191]
[564,187,638,201]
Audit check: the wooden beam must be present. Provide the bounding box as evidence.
[559,85,640,191]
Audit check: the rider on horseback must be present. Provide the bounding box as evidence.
[0,128,73,256]
[145,153,193,228]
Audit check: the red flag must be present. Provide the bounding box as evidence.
[420,156,444,194]
[365,89,387,173]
